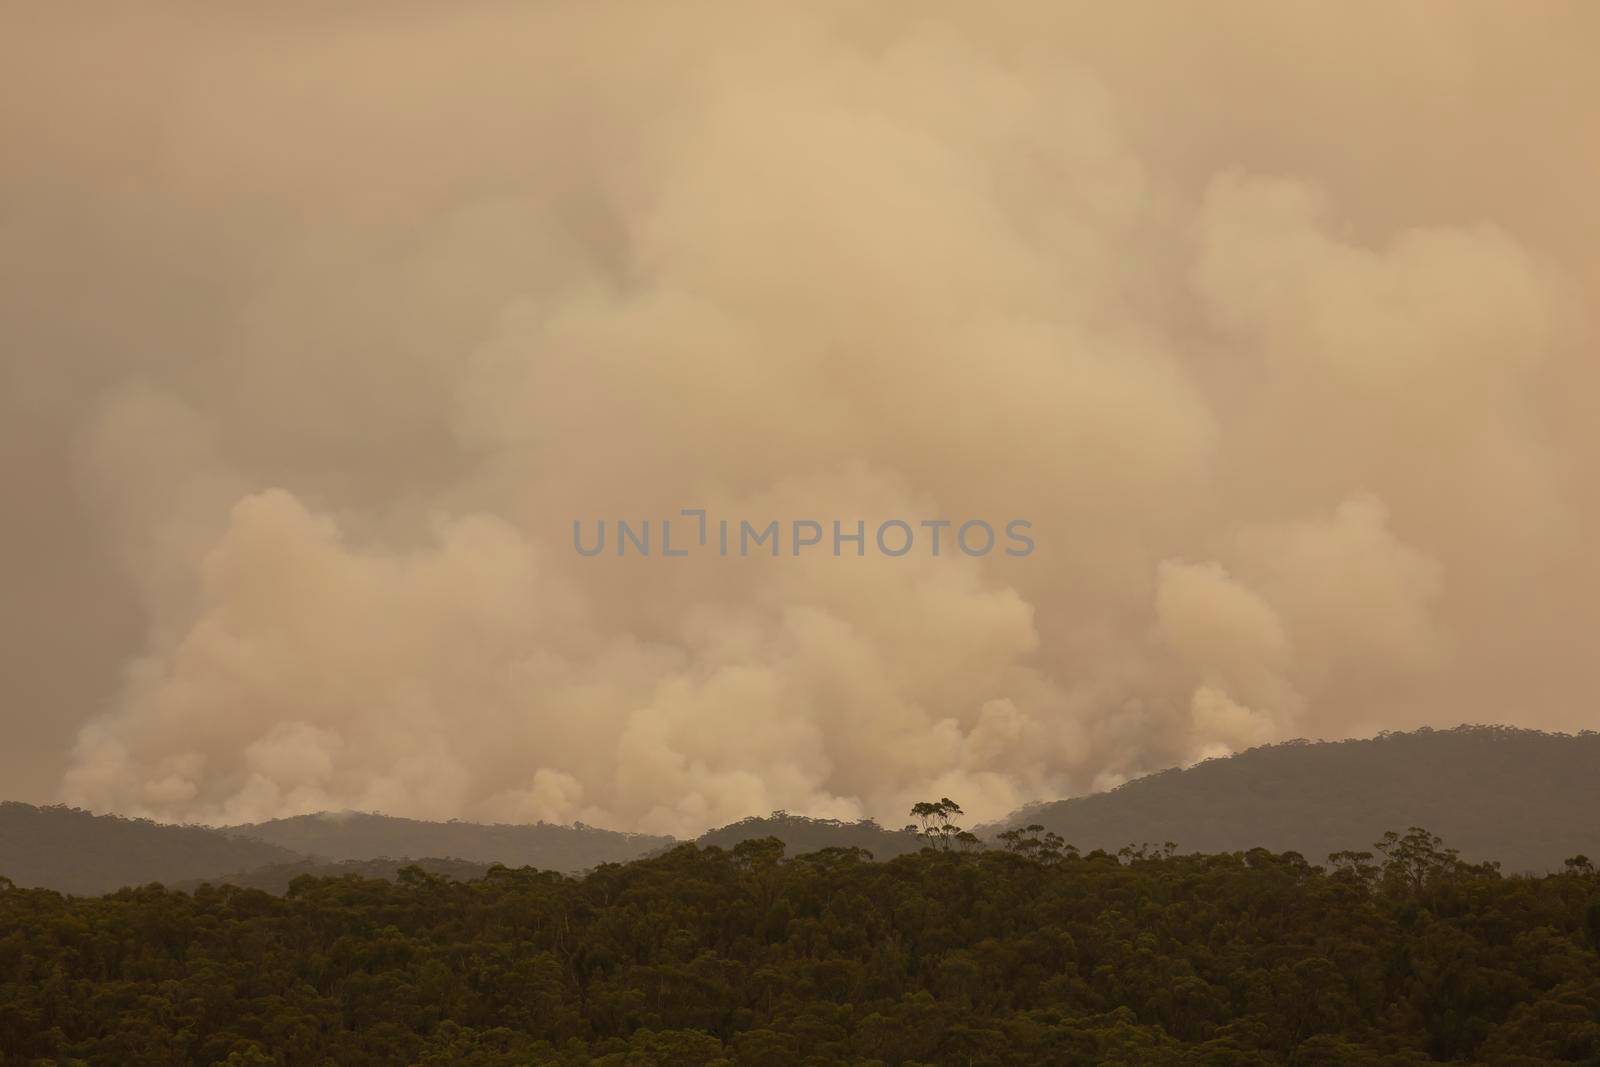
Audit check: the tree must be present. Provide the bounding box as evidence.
[995,823,1072,864]
[1374,827,1464,896]
[905,798,967,852]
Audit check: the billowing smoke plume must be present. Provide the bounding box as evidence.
[3,4,1596,835]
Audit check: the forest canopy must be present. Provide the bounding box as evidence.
[3,818,1598,1066]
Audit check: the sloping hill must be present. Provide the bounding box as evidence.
[228,811,673,871]
[991,725,1600,872]
[10,724,1594,895]
[0,803,303,895]
[694,813,924,860]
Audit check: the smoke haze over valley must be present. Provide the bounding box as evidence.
[3,3,1598,837]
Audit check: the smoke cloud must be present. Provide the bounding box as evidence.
[3,3,1597,836]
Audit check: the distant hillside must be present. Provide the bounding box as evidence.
[229,811,673,871]
[171,856,494,895]
[10,725,1595,896]
[0,803,302,895]
[695,813,924,860]
[992,725,1600,872]
[0,804,669,895]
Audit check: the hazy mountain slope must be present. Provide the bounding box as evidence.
[172,856,494,895]
[992,726,1600,871]
[229,811,673,870]
[694,813,924,860]
[10,725,1594,896]
[0,803,303,895]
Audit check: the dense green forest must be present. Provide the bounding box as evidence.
[4,820,1598,1066]
[169,858,495,897]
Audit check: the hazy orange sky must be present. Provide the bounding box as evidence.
[3,3,1597,835]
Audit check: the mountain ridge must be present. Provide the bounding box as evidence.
[226,810,672,869]
[989,723,1600,872]
[7,724,1597,894]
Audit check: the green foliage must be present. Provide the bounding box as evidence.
[995,823,1073,863]
[695,812,922,861]
[173,857,495,895]
[904,798,969,852]
[3,815,1599,1065]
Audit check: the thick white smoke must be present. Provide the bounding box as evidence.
[2,3,1596,835]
